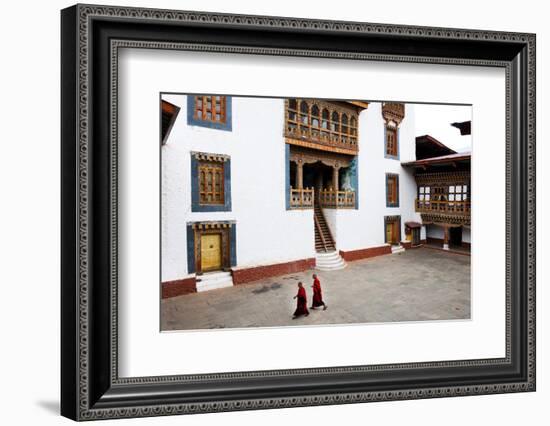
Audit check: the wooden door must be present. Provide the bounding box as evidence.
[200,233,222,272]
[412,228,420,245]
[386,223,394,244]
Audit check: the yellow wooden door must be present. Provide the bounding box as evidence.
[201,233,222,271]
[386,223,393,244]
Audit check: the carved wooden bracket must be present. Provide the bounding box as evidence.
[382,102,405,125]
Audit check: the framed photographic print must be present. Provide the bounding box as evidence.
[61,3,536,421]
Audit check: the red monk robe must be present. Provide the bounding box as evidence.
[293,285,309,318]
[311,275,327,310]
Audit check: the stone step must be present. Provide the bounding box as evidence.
[391,245,405,254]
[316,263,346,270]
[196,271,234,292]
[316,251,341,259]
[315,251,347,271]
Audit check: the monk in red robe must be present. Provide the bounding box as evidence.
[311,273,327,310]
[292,282,309,319]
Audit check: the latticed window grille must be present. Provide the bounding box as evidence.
[198,160,225,205]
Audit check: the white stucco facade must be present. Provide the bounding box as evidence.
[162,94,315,282]
[161,95,433,283]
[321,102,424,252]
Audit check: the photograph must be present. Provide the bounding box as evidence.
[160,95,472,331]
[56,2,535,421]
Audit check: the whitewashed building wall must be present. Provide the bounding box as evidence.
[162,96,427,283]
[161,94,313,282]
[322,103,424,251]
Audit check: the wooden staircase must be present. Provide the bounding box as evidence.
[314,203,336,252]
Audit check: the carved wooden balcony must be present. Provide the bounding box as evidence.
[319,190,356,209]
[415,199,470,216]
[290,188,314,209]
[285,99,359,155]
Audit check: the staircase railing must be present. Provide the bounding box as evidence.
[314,202,336,252]
[314,214,328,252]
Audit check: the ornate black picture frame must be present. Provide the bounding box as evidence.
[61,4,536,421]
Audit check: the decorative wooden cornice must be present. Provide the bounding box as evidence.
[382,102,405,125]
[285,137,357,156]
[189,221,235,230]
[288,98,359,116]
[289,145,353,168]
[384,215,401,223]
[415,171,470,185]
[191,151,230,162]
[346,101,370,109]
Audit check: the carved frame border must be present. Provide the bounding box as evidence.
[61,3,536,421]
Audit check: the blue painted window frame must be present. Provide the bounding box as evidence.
[386,173,400,208]
[187,96,232,131]
[191,154,232,212]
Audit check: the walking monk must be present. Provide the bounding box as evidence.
[311,273,328,310]
[292,282,309,319]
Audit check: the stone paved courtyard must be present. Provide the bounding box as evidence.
[161,248,470,331]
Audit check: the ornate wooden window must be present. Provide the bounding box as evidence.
[341,114,349,143]
[285,98,359,153]
[187,95,232,131]
[382,103,404,159]
[198,160,225,205]
[300,100,309,126]
[191,152,231,212]
[350,116,357,137]
[432,186,447,201]
[418,186,431,202]
[414,172,470,221]
[448,184,468,202]
[330,110,339,132]
[321,108,329,129]
[386,173,399,207]
[386,125,398,157]
[195,95,226,123]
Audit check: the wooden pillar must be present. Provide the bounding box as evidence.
[332,166,339,191]
[296,160,303,190]
[443,225,450,250]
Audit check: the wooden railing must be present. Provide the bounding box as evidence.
[415,199,470,216]
[285,125,358,153]
[319,190,356,209]
[290,188,314,209]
